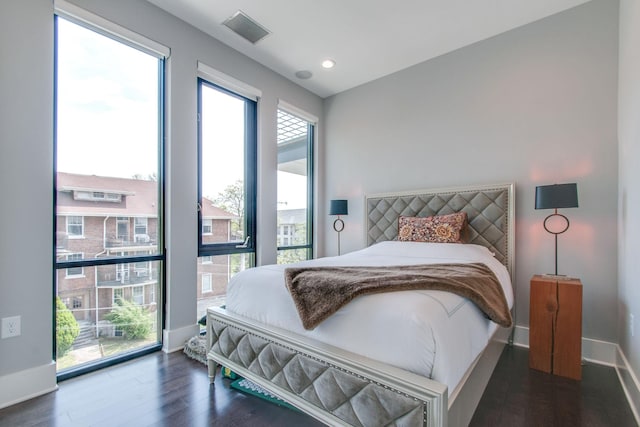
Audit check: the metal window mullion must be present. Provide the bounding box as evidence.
[277,244,312,251]
[306,123,315,255]
[56,254,164,269]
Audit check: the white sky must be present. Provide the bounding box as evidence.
[57,19,158,179]
[57,18,306,209]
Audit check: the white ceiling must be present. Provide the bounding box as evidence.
[147,0,592,98]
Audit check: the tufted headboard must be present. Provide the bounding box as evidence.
[365,183,515,278]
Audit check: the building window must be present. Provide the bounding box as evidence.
[65,253,84,277]
[67,216,83,238]
[116,217,129,241]
[132,286,144,305]
[277,224,295,247]
[202,218,212,235]
[149,285,155,305]
[202,273,213,293]
[201,256,212,264]
[74,191,122,202]
[113,288,124,305]
[134,217,148,239]
[116,264,130,283]
[134,261,149,278]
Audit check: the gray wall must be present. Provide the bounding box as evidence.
[322,0,619,341]
[0,0,322,391]
[618,0,640,386]
[0,0,54,378]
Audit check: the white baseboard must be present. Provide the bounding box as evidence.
[616,346,640,425]
[512,325,530,349]
[0,361,57,410]
[162,323,199,353]
[512,325,617,365]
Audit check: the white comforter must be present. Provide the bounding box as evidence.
[225,241,513,394]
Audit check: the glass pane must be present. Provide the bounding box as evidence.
[200,85,246,245]
[55,18,162,373]
[277,109,311,262]
[277,248,311,265]
[196,253,254,321]
[55,260,161,371]
[55,18,161,260]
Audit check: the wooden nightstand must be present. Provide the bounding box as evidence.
[529,275,582,380]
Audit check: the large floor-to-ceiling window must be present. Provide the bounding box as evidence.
[277,107,315,264]
[196,77,257,320]
[54,13,166,378]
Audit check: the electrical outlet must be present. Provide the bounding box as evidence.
[631,313,635,338]
[1,316,21,339]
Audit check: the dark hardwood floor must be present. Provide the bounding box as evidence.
[470,346,637,427]
[0,346,635,426]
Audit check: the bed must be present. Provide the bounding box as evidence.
[207,183,515,427]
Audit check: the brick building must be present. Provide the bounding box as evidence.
[55,172,234,335]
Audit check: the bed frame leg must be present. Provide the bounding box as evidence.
[208,360,218,383]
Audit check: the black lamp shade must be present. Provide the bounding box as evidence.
[329,199,348,216]
[535,183,578,210]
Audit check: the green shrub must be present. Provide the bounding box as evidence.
[56,297,79,357]
[105,299,152,340]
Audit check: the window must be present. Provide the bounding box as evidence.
[277,224,294,247]
[198,79,257,253]
[113,288,124,305]
[54,14,165,378]
[116,264,130,283]
[134,217,148,237]
[134,261,149,277]
[196,74,257,319]
[132,286,144,305]
[67,216,83,238]
[74,191,122,202]
[277,108,314,264]
[116,217,129,241]
[196,253,251,320]
[202,273,213,293]
[202,219,212,235]
[65,253,84,277]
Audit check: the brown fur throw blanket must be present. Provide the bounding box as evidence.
[284,263,512,330]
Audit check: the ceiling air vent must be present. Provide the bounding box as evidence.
[222,11,270,44]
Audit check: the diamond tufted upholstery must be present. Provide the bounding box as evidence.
[208,317,430,426]
[366,186,512,271]
[207,185,513,427]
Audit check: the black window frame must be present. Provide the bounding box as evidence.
[197,78,257,258]
[277,121,315,261]
[53,14,166,380]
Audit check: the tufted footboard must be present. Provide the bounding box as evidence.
[207,306,448,427]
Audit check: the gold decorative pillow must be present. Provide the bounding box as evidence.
[398,212,468,243]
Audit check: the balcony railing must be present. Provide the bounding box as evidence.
[96,267,159,287]
[105,235,156,249]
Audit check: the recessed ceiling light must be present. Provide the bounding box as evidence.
[321,59,335,69]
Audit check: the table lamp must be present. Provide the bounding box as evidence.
[329,199,348,255]
[535,183,579,276]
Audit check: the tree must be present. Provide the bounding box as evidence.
[213,180,244,240]
[131,172,157,181]
[105,299,152,340]
[56,297,79,357]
